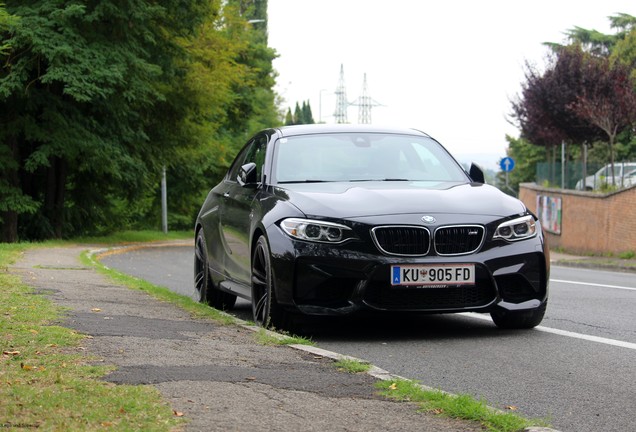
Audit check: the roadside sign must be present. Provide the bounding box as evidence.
[500,157,515,172]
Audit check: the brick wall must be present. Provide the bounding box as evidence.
[519,183,636,255]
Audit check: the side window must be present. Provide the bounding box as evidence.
[226,139,255,183]
[242,135,268,183]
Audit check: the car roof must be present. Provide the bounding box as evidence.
[271,124,432,138]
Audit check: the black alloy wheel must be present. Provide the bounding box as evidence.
[194,230,209,303]
[194,229,237,310]
[251,235,288,329]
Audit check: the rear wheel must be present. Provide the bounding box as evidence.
[490,301,547,329]
[194,229,237,310]
[251,235,294,330]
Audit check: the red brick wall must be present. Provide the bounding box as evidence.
[519,183,636,255]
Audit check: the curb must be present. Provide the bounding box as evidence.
[552,259,636,273]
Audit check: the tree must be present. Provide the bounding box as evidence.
[301,100,315,124]
[293,102,303,125]
[0,1,281,240]
[558,13,636,56]
[284,108,294,125]
[568,57,636,183]
[0,0,208,241]
[223,0,279,138]
[510,45,604,165]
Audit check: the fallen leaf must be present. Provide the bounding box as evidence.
[245,377,256,381]
[29,329,38,335]
[3,350,20,356]
[431,408,444,415]
[91,308,101,312]
[173,411,184,417]
[20,363,33,371]
[388,382,398,390]
[505,405,518,411]
[101,421,113,426]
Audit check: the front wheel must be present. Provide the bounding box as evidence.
[490,301,547,329]
[251,236,293,330]
[194,229,237,310]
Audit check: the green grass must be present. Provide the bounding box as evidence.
[0,243,183,431]
[253,327,315,346]
[69,229,192,245]
[333,358,371,374]
[376,379,551,432]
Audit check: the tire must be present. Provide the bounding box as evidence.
[194,229,237,310]
[490,301,547,329]
[251,235,293,330]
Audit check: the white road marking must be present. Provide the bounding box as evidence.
[461,313,636,351]
[551,279,636,292]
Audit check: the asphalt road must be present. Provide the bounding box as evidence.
[101,245,636,432]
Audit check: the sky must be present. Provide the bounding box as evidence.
[266,1,635,170]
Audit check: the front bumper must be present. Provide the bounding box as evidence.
[268,230,549,317]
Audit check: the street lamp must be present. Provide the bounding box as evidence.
[319,89,329,123]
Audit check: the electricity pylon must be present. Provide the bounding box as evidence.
[333,64,349,123]
[350,73,383,124]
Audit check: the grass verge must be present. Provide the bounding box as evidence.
[0,243,182,431]
[333,358,371,374]
[253,327,315,346]
[376,379,551,432]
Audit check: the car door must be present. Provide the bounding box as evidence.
[219,133,269,288]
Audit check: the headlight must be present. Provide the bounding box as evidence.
[280,218,355,243]
[493,215,537,242]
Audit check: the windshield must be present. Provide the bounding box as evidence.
[273,133,468,183]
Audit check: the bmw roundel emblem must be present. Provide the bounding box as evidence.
[421,215,436,224]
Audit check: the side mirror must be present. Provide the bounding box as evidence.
[238,162,258,187]
[469,163,485,184]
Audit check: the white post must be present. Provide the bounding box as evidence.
[561,141,565,189]
[161,166,168,234]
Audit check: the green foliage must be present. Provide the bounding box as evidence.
[0,3,17,54]
[0,0,279,241]
[497,135,546,194]
[511,13,636,185]
[284,100,315,125]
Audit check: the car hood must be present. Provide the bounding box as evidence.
[274,181,526,219]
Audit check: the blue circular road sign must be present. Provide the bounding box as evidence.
[500,157,515,172]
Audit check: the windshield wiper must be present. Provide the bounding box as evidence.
[277,180,333,184]
[350,178,411,182]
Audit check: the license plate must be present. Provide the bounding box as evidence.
[391,264,475,286]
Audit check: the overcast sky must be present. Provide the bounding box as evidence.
[267,1,635,170]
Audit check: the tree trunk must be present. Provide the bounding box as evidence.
[1,137,20,243]
[45,157,67,239]
[1,211,18,243]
